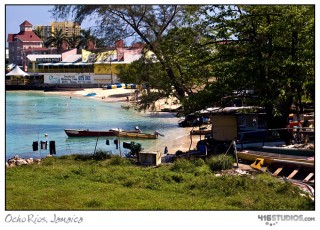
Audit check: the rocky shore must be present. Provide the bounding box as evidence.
[6,155,44,168]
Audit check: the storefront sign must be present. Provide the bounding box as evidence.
[45,74,92,84]
[36,58,61,63]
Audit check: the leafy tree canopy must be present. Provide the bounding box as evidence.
[201,5,315,126]
[51,5,315,127]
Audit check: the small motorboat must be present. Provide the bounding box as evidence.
[113,130,163,139]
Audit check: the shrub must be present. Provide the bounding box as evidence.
[73,150,112,161]
[192,158,205,167]
[206,154,234,172]
[171,174,185,183]
[129,142,143,157]
[170,158,195,173]
[58,155,74,160]
[108,155,131,166]
[171,157,211,175]
[193,165,211,176]
[92,150,112,160]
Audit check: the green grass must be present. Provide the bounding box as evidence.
[5,154,314,210]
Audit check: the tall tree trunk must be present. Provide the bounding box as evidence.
[291,30,300,117]
[165,68,186,101]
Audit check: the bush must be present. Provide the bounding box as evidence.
[58,155,75,160]
[108,155,131,166]
[170,157,211,176]
[92,150,112,160]
[171,174,185,183]
[73,150,112,161]
[170,158,195,173]
[192,158,206,167]
[129,142,143,156]
[206,154,234,172]
[193,165,211,176]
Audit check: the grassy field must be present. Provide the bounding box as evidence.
[5,153,314,210]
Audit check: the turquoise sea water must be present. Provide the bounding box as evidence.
[5,91,187,160]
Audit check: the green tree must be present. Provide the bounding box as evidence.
[33,27,43,40]
[45,28,69,53]
[117,53,162,94]
[51,5,198,101]
[78,28,96,49]
[51,5,315,124]
[157,27,214,106]
[117,27,213,111]
[67,33,81,49]
[117,52,170,110]
[201,5,315,127]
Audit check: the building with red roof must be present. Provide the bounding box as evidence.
[7,20,46,70]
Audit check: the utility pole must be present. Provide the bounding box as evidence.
[110,56,113,85]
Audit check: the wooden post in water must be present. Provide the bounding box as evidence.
[118,128,122,157]
[94,132,100,155]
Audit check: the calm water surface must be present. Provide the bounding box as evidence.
[5,91,186,160]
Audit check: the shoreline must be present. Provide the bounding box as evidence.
[46,87,135,103]
[44,88,201,155]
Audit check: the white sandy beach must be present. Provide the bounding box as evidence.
[48,87,135,102]
[47,87,202,154]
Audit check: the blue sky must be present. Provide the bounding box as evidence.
[6,5,56,34]
[5,5,95,47]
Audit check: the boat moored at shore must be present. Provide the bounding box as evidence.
[113,130,163,139]
[64,128,141,137]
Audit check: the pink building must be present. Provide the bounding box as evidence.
[7,20,45,70]
[115,39,145,62]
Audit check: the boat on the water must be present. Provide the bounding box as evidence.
[64,128,141,137]
[113,130,161,139]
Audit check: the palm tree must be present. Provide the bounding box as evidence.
[45,28,69,53]
[67,33,82,49]
[78,28,96,50]
[33,27,43,40]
